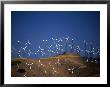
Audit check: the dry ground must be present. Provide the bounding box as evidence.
[11,53,100,77]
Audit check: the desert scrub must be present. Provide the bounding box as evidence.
[17,68,26,73]
[11,60,22,66]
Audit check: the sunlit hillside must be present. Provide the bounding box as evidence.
[11,53,100,77]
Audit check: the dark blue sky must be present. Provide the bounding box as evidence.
[11,11,100,58]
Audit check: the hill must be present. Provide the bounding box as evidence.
[11,53,100,77]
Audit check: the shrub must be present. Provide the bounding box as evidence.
[11,60,22,66]
[17,69,26,73]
